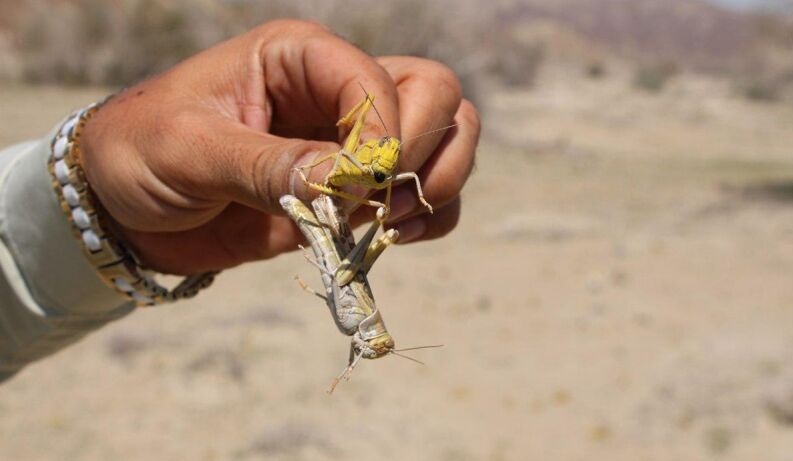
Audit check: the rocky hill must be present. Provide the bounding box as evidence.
[500,0,772,71]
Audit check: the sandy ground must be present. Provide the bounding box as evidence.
[1,74,793,461]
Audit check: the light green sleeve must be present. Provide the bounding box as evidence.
[0,130,135,381]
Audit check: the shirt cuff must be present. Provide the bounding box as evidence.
[0,130,133,315]
[0,127,138,379]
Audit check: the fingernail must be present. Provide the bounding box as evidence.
[387,188,418,223]
[395,218,426,244]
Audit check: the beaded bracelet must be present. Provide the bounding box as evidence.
[47,103,218,306]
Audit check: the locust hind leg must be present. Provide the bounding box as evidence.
[292,148,372,194]
[335,215,399,286]
[360,229,399,276]
[337,93,374,155]
[334,213,381,286]
[336,93,372,127]
[297,168,386,211]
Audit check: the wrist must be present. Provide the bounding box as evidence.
[48,102,218,306]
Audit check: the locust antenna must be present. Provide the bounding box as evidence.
[358,82,389,137]
[390,351,425,365]
[393,345,445,352]
[402,124,458,145]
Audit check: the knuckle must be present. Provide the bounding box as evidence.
[250,146,271,201]
[252,139,336,208]
[458,99,482,139]
[259,19,330,36]
[426,200,462,240]
[256,150,300,211]
[452,166,469,195]
[424,61,463,106]
[441,212,461,237]
[425,147,473,208]
[397,57,463,108]
[448,171,468,201]
[428,176,461,208]
[294,19,332,35]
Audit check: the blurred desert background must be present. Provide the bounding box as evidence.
[2,0,793,460]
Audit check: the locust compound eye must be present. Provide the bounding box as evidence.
[373,172,387,184]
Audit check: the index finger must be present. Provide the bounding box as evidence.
[256,21,401,141]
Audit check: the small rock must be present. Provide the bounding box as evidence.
[476,294,493,312]
[611,269,628,286]
[765,381,793,426]
[590,424,613,442]
[704,426,733,455]
[553,389,572,406]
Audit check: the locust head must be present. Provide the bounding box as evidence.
[352,332,395,360]
[367,333,396,359]
[329,333,442,394]
[369,136,401,188]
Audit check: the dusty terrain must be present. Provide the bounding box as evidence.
[1,72,793,461]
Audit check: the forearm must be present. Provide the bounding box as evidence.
[0,129,133,381]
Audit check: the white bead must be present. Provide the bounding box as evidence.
[131,292,153,305]
[54,160,70,185]
[53,136,70,160]
[63,185,80,207]
[81,229,102,252]
[71,207,91,229]
[61,116,78,138]
[114,278,135,293]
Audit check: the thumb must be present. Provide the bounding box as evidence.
[183,115,341,214]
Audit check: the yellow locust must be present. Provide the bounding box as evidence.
[293,90,437,222]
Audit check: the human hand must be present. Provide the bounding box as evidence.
[81,20,480,275]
